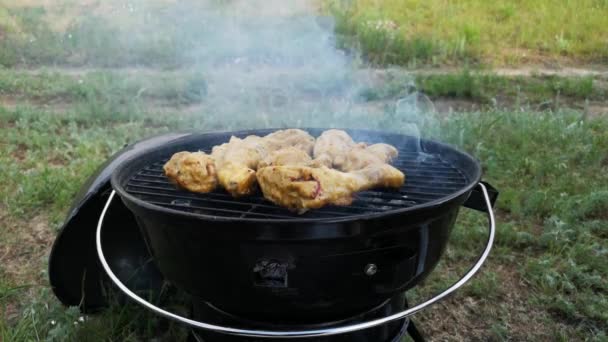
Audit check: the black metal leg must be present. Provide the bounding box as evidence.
[406,319,425,342]
[403,296,425,342]
[188,330,203,342]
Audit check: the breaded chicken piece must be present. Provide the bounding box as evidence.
[312,130,399,172]
[163,151,217,193]
[257,164,404,213]
[340,143,399,171]
[214,135,265,197]
[258,146,313,168]
[261,129,315,156]
[210,129,316,197]
[312,129,363,168]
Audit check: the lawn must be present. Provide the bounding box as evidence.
[3,0,608,68]
[326,0,608,66]
[1,0,607,341]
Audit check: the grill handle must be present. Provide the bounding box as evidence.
[96,183,496,339]
[464,181,498,212]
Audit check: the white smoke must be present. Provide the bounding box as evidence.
[102,0,433,136]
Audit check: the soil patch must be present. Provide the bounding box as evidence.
[0,211,54,287]
[415,259,553,341]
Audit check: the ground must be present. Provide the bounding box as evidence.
[0,0,607,341]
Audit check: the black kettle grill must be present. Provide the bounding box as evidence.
[49,129,497,341]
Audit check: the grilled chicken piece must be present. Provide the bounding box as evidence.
[257,164,404,212]
[313,130,399,171]
[163,151,217,193]
[262,129,316,155]
[211,141,229,161]
[213,135,265,197]
[210,129,316,197]
[354,163,404,188]
[341,143,398,171]
[312,129,364,168]
[258,147,313,168]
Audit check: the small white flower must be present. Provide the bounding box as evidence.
[79,316,85,322]
[73,321,78,325]
[50,320,56,325]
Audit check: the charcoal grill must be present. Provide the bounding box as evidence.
[49,129,497,342]
[86,128,498,339]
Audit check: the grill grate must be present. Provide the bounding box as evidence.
[124,148,469,220]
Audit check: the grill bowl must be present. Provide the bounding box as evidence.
[111,128,481,323]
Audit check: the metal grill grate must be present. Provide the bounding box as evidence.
[124,148,469,220]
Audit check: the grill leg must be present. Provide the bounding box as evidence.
[188,330,201,342]
[404,297,425,342]
[406,319,425,342]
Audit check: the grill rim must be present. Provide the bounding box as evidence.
[111,128,482,224]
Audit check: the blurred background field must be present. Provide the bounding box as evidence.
[1,0,607,68]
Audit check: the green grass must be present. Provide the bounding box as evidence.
[0,69,207,106]
[325,0,608,66]
[456,111,606,333]
[417,72,600,103]
[409,111,608,339]
[0,0,341,69]
[0,286,190,341]
[357,69,606,111]
[0,2,199,68]
[0,106,189,224]
[4,1,608,68]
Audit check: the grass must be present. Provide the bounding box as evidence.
[0,0,341,69]
[0,1,201,68]
[1,68,602,119]
[416,72,599,103]
[358,69,607,112]
[410,110,608,339]
[3,0,608,68]
[0,69,207,106]
[325,0,608,66]
[0,286,190,341]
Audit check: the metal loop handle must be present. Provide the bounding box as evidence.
[96,183,496,338]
